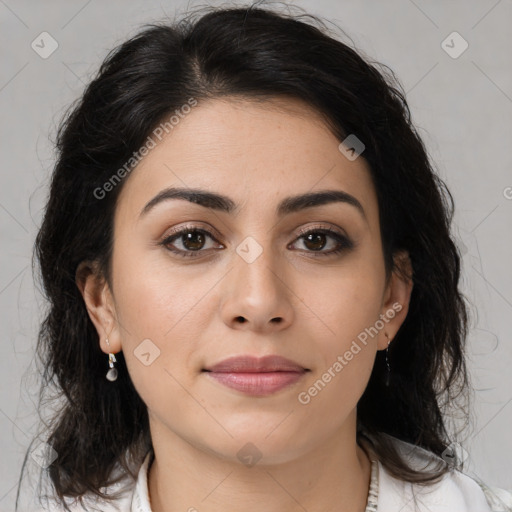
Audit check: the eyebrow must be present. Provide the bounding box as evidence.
[139,187,367,222]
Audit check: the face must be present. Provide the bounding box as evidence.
[81,97,412,465]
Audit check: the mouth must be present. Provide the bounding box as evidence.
[202,354,310,396]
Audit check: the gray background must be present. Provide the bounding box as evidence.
[1,0,511,509]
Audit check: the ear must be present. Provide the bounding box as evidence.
[75,260,122,355]
[377,250,414,351]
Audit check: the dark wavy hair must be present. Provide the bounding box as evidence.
[19,2,472,510]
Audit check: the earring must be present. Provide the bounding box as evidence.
[384,333,391,387]
[105,337,118,382]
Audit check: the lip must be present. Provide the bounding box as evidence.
[204,355,307,373]
[202,355,309,396]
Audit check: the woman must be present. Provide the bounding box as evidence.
[18,3,512,511]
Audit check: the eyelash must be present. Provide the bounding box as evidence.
[159,224,353,259]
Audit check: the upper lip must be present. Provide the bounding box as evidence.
[203,355,308,373]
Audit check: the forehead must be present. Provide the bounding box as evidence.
[115,97,378,227]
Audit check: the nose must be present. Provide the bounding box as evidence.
[220,243,294,334]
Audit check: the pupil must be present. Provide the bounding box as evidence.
[305,233,325,251]
[183,231,205,250]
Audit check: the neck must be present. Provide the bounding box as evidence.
[147,417,372,512]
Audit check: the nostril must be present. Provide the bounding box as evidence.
[235,316,246,323]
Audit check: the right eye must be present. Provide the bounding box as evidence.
[160,226,224,258]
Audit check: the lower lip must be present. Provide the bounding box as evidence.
[204,371,306,396]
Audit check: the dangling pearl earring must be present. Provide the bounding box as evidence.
[105,337,118,382]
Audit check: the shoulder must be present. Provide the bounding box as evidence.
[32,458,141,512]
[478,482,512,512]
[376,435,512,512]
[35,483,135,512]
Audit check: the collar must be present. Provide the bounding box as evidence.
[130,449,153,512]
[128,449,380,512]
[129,439,497,512]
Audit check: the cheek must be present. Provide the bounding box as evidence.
[295,262,383,406]
[302,265,385,350]
[295,274,381,422]
[113,248,213,338]
[111,250,234,405]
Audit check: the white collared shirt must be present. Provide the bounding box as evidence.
[43,436,512,512]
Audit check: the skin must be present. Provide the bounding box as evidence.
[78,96,413,512]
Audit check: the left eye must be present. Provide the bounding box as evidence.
[289,228,353,256]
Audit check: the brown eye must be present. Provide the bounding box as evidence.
[303,232,328,251]
[180,230,206,251]
[290,227,354,256]
[160,227,223,258]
